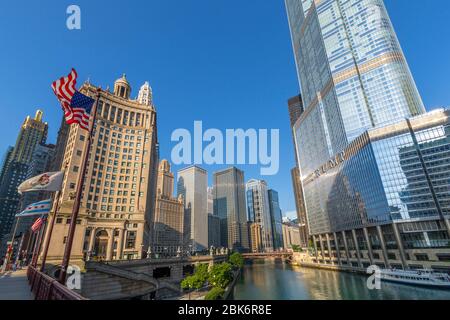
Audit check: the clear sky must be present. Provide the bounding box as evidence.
[0,0,449,219]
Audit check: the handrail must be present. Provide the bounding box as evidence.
[27,266,87,300]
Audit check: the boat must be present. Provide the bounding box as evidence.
[380,269,450,288]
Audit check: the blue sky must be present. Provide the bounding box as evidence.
[0,0,449,219]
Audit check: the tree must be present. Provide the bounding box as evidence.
[208,262,233,289]
[229,252,244,269]
[195,263,209,285]
[205,287,225,300]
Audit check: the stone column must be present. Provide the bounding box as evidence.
[325,234,334,264]
[88,228,96,252]
[376,226,390,268]
[363,227,374,266]
[392,223,408,270]
[351,229,362,268]
[341,231,351,266]
[117,229,125,260]
[333,232,342,266]
[106,230,114,261]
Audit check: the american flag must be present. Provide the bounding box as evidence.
[51,68,95,131]
[31,215,47,233]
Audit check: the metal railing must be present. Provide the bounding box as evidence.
[27,266,86,300]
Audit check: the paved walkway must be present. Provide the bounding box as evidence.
[0,268,33,300]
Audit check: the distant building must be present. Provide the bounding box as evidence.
[153,160,184,256]
[208,213,221,249]
[51,116,70,171]
[291,167,308,247]
[282,221,302,250]
[177,166,208,252]
[288,94,309,248]
[249,222,263,253]
[213,167,249,252]
[246,179,273,252]
[268,189,284,251]
[0,110,48,240]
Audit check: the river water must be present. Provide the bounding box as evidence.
[230,260,450,300]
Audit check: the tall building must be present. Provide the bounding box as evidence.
[246,179,273,252]
[249,222,263,253]
[213,167,249,252]
[268,189,284,251]
[288,94,309,247]
[207,187,214,215]
[51,116,70,171]
[177,166,208,252]
[43,75,159,264]
[291,167,308,247]
[0,110,48,240]
[208,213,221,249]
[286,0,450,272]
[153,160,184,256]
[0,146,14,182]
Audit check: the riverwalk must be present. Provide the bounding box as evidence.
[0,268,33,300]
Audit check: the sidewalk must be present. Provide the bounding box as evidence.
[0,268,33,300]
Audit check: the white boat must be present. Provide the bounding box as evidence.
[380,269,450,288]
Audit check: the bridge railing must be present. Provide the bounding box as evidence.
[27,266,86,300]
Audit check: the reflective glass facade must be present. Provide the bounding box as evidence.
[287,0,425,144]
[302,110,450,235]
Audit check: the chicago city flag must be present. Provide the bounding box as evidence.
[18,171,64,194]
[15,199,52,218]
[51,68,95,131]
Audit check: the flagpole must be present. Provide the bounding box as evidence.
[1,217,20,273]
[40,190,62,272]
[59,88,101,284]
[31,225,45,268]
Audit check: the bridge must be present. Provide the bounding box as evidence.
[242,252,293,260]
[0,254,228,300]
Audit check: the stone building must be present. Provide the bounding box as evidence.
[152,160,184,256]
[42,75,159,267]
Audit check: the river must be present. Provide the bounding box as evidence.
[230,260,450,300]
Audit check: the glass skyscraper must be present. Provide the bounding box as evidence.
[286,0,450,272]
[286,0,425,178]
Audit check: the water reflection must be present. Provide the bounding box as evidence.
[231,260,450,300]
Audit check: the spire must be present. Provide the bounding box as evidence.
[138,81,153,106]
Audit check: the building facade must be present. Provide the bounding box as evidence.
[282,221,302,250]
[43,75,159,265]
[286,0,450,271]
[208,213,221,249]
[268,189,284,251]
[0,110,48,240]
[288,95,309,248]
[249,222,263,253]
[305,110,450,271]
[153,160,184,256]
[246,179,274,252]
[177,166,208,252]
[213,167,249,252]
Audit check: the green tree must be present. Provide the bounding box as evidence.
[181,276,196,291]
[228,252,244,269]
[194,263,209,285]
[208,262,233,289]
[205,287,225,300]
